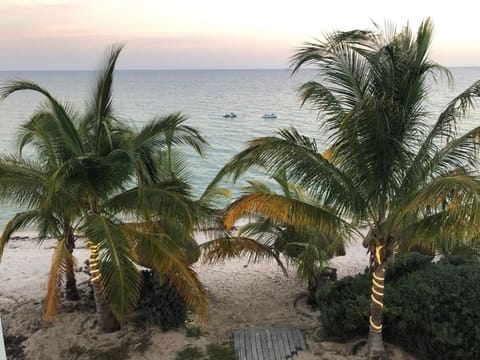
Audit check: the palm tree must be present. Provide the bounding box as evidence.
[0,45,208,332]
[202,169,348,283]
[208,19,480,359]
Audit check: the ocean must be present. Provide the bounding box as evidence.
[0,68,479,229]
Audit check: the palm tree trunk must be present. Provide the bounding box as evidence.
[65,228,80,300]
[89,243,120,332]
[367,245,388,360]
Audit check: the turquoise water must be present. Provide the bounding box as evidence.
[0,68,479,229]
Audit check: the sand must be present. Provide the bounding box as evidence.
[0,232,417,360]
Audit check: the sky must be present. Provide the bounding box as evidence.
[0,0,479,70]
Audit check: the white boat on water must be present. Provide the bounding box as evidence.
[262,113,277,119]
[223,112,237,118]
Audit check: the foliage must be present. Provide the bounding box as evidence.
[175,342,236,360]
[137,270,187,331]
[0,45,209,328]
[316,255,480,359]
[176,346,204,360]
[202,174,349,282]
[64,344,131,360]
[316,272,371,340]
[4,334,27,360]
[185,325,205,338]
[205,342,236,360]
[386,262,480,359]
[385,252,433,282]
[207,18,480,357]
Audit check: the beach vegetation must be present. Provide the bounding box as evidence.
[175,342,236,360]
[317,254,480,360]
[208,18,480,359]
[0,45,209,332]
[175,345,204,360]
[185,324,205,338]
[202,169,349,283]
[205,342,236,360]
[136,269,188,330]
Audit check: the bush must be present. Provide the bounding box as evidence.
[315,254,480,359]
[386,263,480,359]
[137,270,187,330]
[316,273,371,340]
[176,346,204,360]
[385,252,433,282]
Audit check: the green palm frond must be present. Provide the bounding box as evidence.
[401,80,480,191]
[207,130,365,217]
[123,223,207,317]
[200,235,288,276]
[83,214,140,322]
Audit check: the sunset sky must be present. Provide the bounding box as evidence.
[0,0,479,70]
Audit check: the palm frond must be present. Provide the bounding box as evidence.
[123,223,207,317]
[200,235,288,276]
[44,238,70,320]
[82,214,140,321]
[224,193,352,242]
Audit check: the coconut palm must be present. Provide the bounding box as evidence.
[0,45,208,332]
[208,19,480,359]
[202,169,348,282]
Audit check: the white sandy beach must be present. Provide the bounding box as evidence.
[0,232,416,360]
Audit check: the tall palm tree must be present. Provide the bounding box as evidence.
[0,45,208,332]
[208,19,480,359]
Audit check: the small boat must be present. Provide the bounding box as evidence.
[223,112,237,118]
[262,113,277,119]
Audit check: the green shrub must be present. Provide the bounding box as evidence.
[316,254,480,359]
[385,252,433,282]
[175,346,204,360]
[386,263,480,359]
[185,325,205,338]
[137,270,187,330]
[316,273,371,340]
[205,342,236,360]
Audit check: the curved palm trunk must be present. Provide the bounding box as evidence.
[367,244,388,360]
[89,243,120,332]
[65,228,80,300]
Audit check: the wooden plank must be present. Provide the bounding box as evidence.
[0,316,6,360]
[290,328,300,351]
[260,328,269,360]
[270,329,280,359]
[245,329,253,360]
[250,328,259,360]
[264,328,275,360]
[287,327,299,354]
[274,328,287,359]
[295,328,307,350]
[280,327,293,357]
[235,330,247,360]
[256,329,264,359]
[239,330,247,360]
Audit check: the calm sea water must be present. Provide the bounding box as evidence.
[0,68,479,229]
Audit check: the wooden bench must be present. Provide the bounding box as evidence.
[233,326,306,360]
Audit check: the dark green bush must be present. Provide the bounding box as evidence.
[137,270,187,330]
[385,252,433,282]
[316,254,480,359]
[316,273,371,340]
[386,263,480,359]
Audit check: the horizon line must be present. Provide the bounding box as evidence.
[1,65,479,72]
